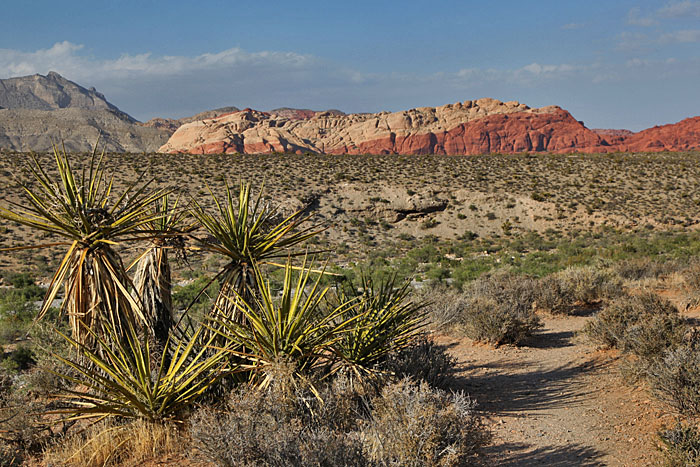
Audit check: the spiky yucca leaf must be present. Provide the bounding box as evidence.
[190,181,321,324]
[332,274,427,379]
[0,144,168,344]
[212,258,358,389]
[49,320,233,422]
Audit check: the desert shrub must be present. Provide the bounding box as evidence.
[191,367,489,467]
[0,345,35,373]
[584,292,683,350]
[171,273,220,318]
[536,266,623,315]
[418,284,466,330]
[381,335,457,389]
[190,367,368,467]
[362,378,490,466]
[659,422,700,466]
[0,373,53,464]
[612,258,675,281]
[678,261,700,309]
[458,273,542,345]
[43,419,181,467]
[648,342,700,417]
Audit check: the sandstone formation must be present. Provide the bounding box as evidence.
[160,99,700,155]
[611,117,700,152]
[269,108,346,120]
[160,99,604,155]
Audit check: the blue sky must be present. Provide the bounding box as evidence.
[1,0,699,130]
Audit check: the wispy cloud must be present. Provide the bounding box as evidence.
[660,29,700,43]
[658,1,700,18]
[0,41,316,82]
[561,22,584,30]
[626,7,656,26]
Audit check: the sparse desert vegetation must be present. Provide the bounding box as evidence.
[2,149,700,465]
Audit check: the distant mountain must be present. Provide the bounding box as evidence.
[0,72,169,152]
[269,107,346,120]
[0,108,169,153]
[141,106,240,133]
[0,71,131,119]
[160,99,700,155]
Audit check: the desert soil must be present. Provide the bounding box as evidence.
[438,311,677,466]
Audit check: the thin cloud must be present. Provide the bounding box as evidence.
[660,29,700,43]
[658,1,700,18]
[626,7,656,26]
[0,41,316,82]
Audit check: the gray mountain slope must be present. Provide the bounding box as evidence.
[0,108,169,152]
[0,72,171,152]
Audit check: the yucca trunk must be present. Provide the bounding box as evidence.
[132,246,173,347]
[63,244,144,350]
[213,262,256,326]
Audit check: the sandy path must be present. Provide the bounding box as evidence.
[437,314,668,466]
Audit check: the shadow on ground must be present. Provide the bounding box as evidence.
[523,330,575,349]
[446,326,610,414]
[483,441,605,466]
[453,359,606,414]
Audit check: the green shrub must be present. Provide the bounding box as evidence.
[459,273,542,345]
[0,346,35,372]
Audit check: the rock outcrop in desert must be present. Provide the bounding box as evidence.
[159,98,700,155]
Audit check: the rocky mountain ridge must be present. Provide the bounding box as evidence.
[160,99,700,155]
[0,72,130,118]
[0,72,170,152]
[1,72,698,154]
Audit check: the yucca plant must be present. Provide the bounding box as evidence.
[211,258,358,390]
[190,181,321,325]
[50,319,233,422]
[331,274,427,380]
[0,144,168,347]
[130,195,195,348]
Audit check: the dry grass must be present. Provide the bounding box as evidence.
[43,419,181,467]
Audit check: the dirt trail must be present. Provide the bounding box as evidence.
[438,314,670,466]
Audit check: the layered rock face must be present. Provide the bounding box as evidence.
[160,98,596,154]
[160,98,700,155]
[612,117,700,152]
[157,99,652,155]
